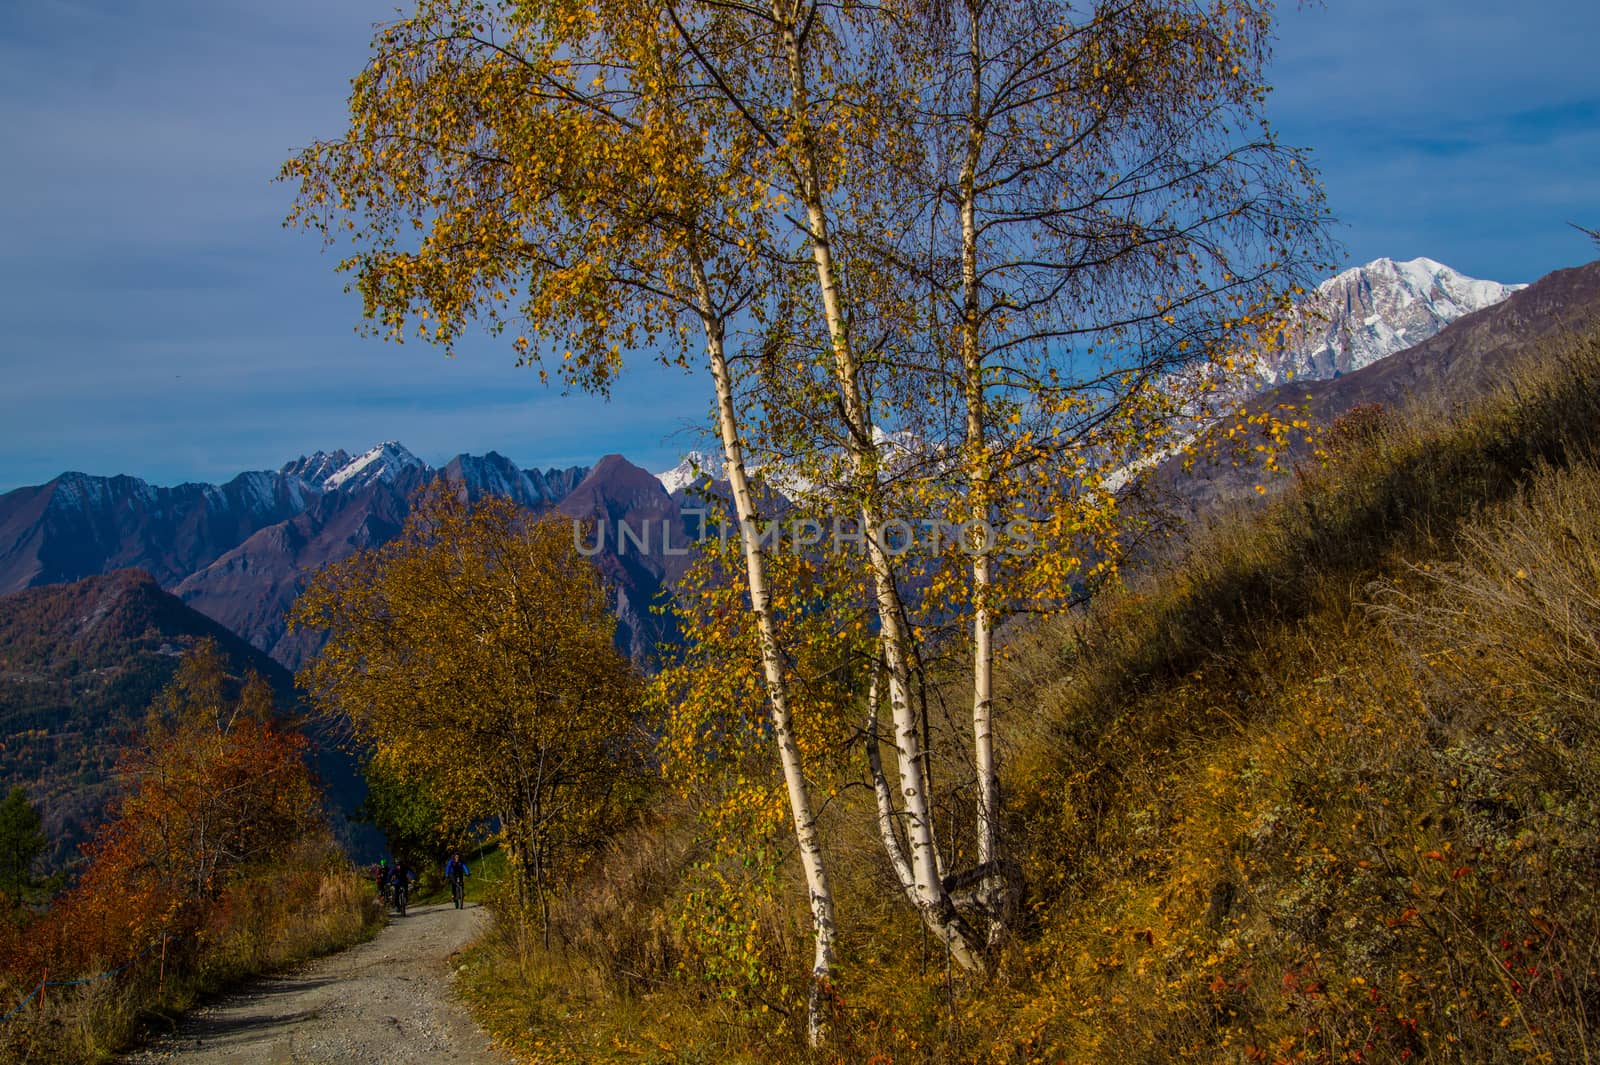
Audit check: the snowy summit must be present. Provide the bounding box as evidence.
[655,450,724,496]
[1264,257,1525,385]
[321,441,429,492]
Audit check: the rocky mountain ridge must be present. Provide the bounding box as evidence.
[0,445,709,668]
[1166,258,1600,511]
[1258,256,1525,386]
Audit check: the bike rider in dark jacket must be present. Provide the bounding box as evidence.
[391,860,417,914]
[374,858,393,902]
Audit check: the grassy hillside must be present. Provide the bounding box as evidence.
[0,569,380,868]
[981,336,1600,1063]
[460,332,1600,1064]
[0,570,300,867]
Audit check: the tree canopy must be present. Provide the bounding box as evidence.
[285,0,1333,1036]
[291,487,648,919]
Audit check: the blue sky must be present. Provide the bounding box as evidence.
[1,0,1596,492]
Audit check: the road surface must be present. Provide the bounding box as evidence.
[123,903,512,1065]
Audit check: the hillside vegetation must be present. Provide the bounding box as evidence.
[458,331,1600,1064]
[0,643,381,1064]
[0,570,286,866]
[0,570,378,867]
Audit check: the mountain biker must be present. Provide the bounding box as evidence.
[444,853,469,909]
[391,860,416,916]
[374,858,392,904]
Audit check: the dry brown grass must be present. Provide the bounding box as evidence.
[464,334,1600,1064]
[0,844,381,1065]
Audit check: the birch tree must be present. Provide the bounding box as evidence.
[860,0,1334,945]
[283,0,1332,1002]
[651,0,1329,965]
[705,0,1329,956]
[281,1,848,1035]
[639,0,997,971]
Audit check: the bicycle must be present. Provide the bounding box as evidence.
[449,874,465,910]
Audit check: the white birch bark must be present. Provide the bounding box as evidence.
[956,3,1004,941]
[688,250,838,1044]
[865,662,918,901]
[774,0,986,974]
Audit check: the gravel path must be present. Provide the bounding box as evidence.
[122,903,512,1065]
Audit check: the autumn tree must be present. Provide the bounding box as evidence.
[632,0,1329,965]
[801,0,1333,948]
[651,530,871,1023]
[357,758,452,872]
[9,641,328,971]
[291,487,646,931]
[281,1,851,1031]
[107,642,323,907]
[0,645,355,1058]
[283,0,1332,1022]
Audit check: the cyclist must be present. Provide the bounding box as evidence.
[392,861,415,916]
[444,852,470,909]
[374,858,393,906]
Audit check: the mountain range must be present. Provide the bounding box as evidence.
[3,254,1596,871]
[0,258,1559,664]
[0,258,1550,663]
[0,444,702,669]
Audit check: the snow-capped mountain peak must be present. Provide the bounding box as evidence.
[279,450,350,489]
[656,450,724,495]
[1263,256,1525,385]
[322,441,430,492]
[439,451,566,507]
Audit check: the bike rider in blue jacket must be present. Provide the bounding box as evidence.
[444,853,470,909]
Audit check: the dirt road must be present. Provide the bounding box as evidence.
[122,903,512,1065]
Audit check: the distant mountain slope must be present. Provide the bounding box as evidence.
[1286,258,1600,420]
[1261,256,1525,386]
[0,448,612,668]
[171,452,696,669]
[0,570,374,868]
[558,455,705,662]
[1168,259,1600,511]
[174,467,430,670]
[0,470,314,595]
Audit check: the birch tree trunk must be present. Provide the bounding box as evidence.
[688,251,838,1044]
[774,1,987,974]
[956,1,1004,944]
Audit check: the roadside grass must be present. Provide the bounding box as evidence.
[457,333,1600,1062]
[0,843,383,1065]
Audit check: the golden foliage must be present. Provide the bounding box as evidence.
[292,486,647,910]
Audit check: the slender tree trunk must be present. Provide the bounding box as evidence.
[688,251,838,1045]
[775,3,986,975]
[956,2,1006,945]
[865,663,918,901]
